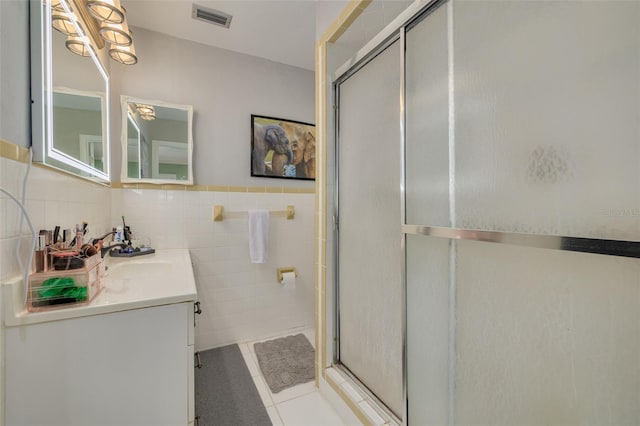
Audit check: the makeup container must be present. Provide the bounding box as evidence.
[27,253,103,312]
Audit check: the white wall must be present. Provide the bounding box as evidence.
[0,0,30,148]
[111,27,316,188]
[111,189,315,349]
[108,28,317,347]
[1,162,112,284]
[1,2,31,422]
[316,0,350,41]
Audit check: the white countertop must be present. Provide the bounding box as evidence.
[3,249,197,326]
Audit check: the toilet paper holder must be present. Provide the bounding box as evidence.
[277,267,298,283]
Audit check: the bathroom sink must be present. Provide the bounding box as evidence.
[106,261,173,281]
[96,249,196,314]
[102,260,179,299]
[3,249,197,326]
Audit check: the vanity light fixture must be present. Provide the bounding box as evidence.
[49,0,66,13]
[52,0,138,64]
[86,0,125,24]
[135,104,155,120]
[51,10,79,36]
[139,111,156,121]
[109,43,138,65]
[136,104,154,115]
[65,35,95,56]
[99,18,132,46]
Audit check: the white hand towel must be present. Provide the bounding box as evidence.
[248,209,269,264]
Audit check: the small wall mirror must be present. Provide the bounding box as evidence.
[121,96,193,184]
[31,0,110,182]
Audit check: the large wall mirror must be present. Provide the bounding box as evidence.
[121,96,193,184]
[30,0,110,182]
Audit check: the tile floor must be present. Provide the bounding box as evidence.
[239,328,349,426]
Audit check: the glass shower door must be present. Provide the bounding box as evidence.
[405,1,640,425]
[335,40,403,418]
[404,4,452,423]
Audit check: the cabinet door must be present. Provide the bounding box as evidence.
[188,344,195,423]
[188,301,199,423]
[6,303,190,426]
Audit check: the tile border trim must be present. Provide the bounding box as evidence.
[1,139,314,194]
[0,139,30,163]
[325,371,373,426]
[111,182,315,194]
[315,0,373,406]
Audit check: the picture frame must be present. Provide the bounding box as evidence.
[251,114,316,180]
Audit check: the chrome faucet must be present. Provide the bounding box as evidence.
[93,230,117,244]
[94,229,134,258]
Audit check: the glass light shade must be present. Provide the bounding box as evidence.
[99,20,132,46]
[65,35,94,57]
[139,111,156,121]
[51,11,79,36]
[87,0,125,24]
[109,43,138,65]
[136,104,154,115]
[49,0,65,12]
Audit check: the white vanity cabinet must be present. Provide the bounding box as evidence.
[5,301,197,426]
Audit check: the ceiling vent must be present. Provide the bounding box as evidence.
[192,4,232,29]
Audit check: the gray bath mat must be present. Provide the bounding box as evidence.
[254,333,315,393]
[195,344,271,425]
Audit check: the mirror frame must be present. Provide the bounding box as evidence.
[30,0,111,182]
[126,111,142,179]
[120,96,194,185]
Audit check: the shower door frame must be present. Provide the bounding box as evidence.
[331,1,446,422]
[332,33,406,423]
[332,0,640,424]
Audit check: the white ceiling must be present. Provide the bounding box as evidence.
[123,0,318,71]
[122,0,412,72]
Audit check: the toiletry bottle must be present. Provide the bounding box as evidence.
[35,235,47,273]
[115,226,123,243]
[75,224,83,249]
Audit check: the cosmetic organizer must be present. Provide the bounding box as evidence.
[27,254,104,312]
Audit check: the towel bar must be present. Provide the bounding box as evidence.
[213,205,294,222]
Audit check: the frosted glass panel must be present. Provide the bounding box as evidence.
[337,41,403,416]
[455,240,640,425]
[453,1,640,239]
[337,0,640,423]
[406,235,451,425]
[405,5,450,226]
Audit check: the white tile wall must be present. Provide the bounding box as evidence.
[0,158,111,282]
[1,158,315,402]
[111,189,315,350]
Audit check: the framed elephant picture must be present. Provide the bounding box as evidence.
[251,114,316,180]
